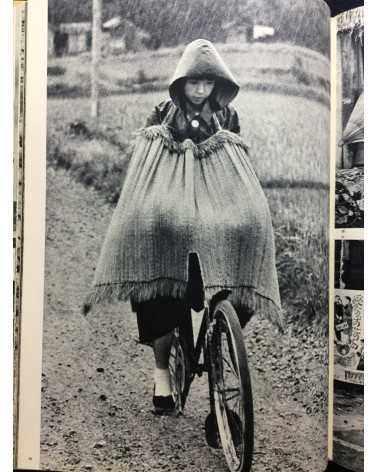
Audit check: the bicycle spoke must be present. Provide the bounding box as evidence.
[220,402,239,464]
[222,355,237,377]
[225,390,240,402]
[214,385,239,399]
[224,387,240,393]
[230,413,243,441]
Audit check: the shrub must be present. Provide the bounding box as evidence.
[275,223,328,332]
[47,83,86,98]
[47,122,132,206]
[47,65,66,76]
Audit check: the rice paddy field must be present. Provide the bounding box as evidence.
[48,42,330,104]
[48,90,329,184]
[47,42,330,328]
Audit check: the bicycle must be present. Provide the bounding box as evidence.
[168,254,254,472]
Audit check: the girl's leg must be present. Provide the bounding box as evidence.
[153,330,174,369]
[152,331,174,397]
[135,296,185,402]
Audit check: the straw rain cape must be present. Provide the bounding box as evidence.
[86,125,282,328]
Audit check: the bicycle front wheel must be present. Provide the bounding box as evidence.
[169,328,191,413]
[208,300,254,472]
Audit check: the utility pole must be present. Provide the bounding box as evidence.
[91,0,102,120]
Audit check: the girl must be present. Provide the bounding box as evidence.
[86,39,281,414]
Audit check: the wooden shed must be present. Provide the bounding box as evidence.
[336,7,364,169]
[53,22,92,56]
[225,20,275,44]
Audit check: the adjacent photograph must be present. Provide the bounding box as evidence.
[333,290,363,472]
[333,291,364,382]
[334,7,364,229]
[41,1,331,471]
[333,9,365,462]
[334,239,364,290]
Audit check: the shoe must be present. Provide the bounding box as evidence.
[152,385,176,415]
[227,409,242,447]
[205,410,242,448]
[205,413,221,449]
[153,394,175,414]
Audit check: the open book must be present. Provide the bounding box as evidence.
[13,0,364,471]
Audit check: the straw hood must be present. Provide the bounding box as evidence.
[169,39,239,110]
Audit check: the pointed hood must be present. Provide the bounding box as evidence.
[169,39,240,111]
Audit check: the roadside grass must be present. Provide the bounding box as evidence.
[47,88,329,330]
[266,188,328,331]
[48,120,132,205]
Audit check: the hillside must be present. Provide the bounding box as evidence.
[48,42,330,106]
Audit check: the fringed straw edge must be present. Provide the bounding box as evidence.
[83,279,283,331]
[134,125,249,159]
[202,285,283,331]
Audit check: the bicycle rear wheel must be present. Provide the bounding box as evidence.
[208,300,254,472]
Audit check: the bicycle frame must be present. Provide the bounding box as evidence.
[172,289,254,471]
[179,289,233,397]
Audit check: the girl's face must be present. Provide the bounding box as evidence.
[183,78,215,106]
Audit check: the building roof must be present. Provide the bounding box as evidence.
[103,16,122,30]
[59,22,91,34]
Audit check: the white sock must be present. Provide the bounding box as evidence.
[154,368,172,397]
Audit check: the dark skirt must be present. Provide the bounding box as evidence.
[135,296,187,345]
[134,295,252,345]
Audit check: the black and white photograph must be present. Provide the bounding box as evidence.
[331,7,365,472]
[335,7,364,229]
[333,290,364,472]
[333,380,364,472]
[334,239,364,291]
[41,1,331,471]
[333,291,364,382]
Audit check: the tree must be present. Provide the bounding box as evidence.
[49,0,92,25]
[47,0,330,56]
[91,0,102,119]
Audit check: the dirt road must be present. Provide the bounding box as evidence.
[41,167,328,472]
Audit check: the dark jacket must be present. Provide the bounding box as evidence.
[145,99,240,143]
[145,39,240,143]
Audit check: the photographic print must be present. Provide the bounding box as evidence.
[334,239,364,290]
[41,1,331,471]
[333,291,364,384]
[334,7,364,229]
[333,290,363,472]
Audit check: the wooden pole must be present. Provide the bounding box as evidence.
[91,0,102,120]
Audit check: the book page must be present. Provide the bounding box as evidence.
[330,6,364,472]
[14,0,47,468]
[17,1,332,471]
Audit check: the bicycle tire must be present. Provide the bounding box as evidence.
[208,300,254,472]
[169,329,191,413]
